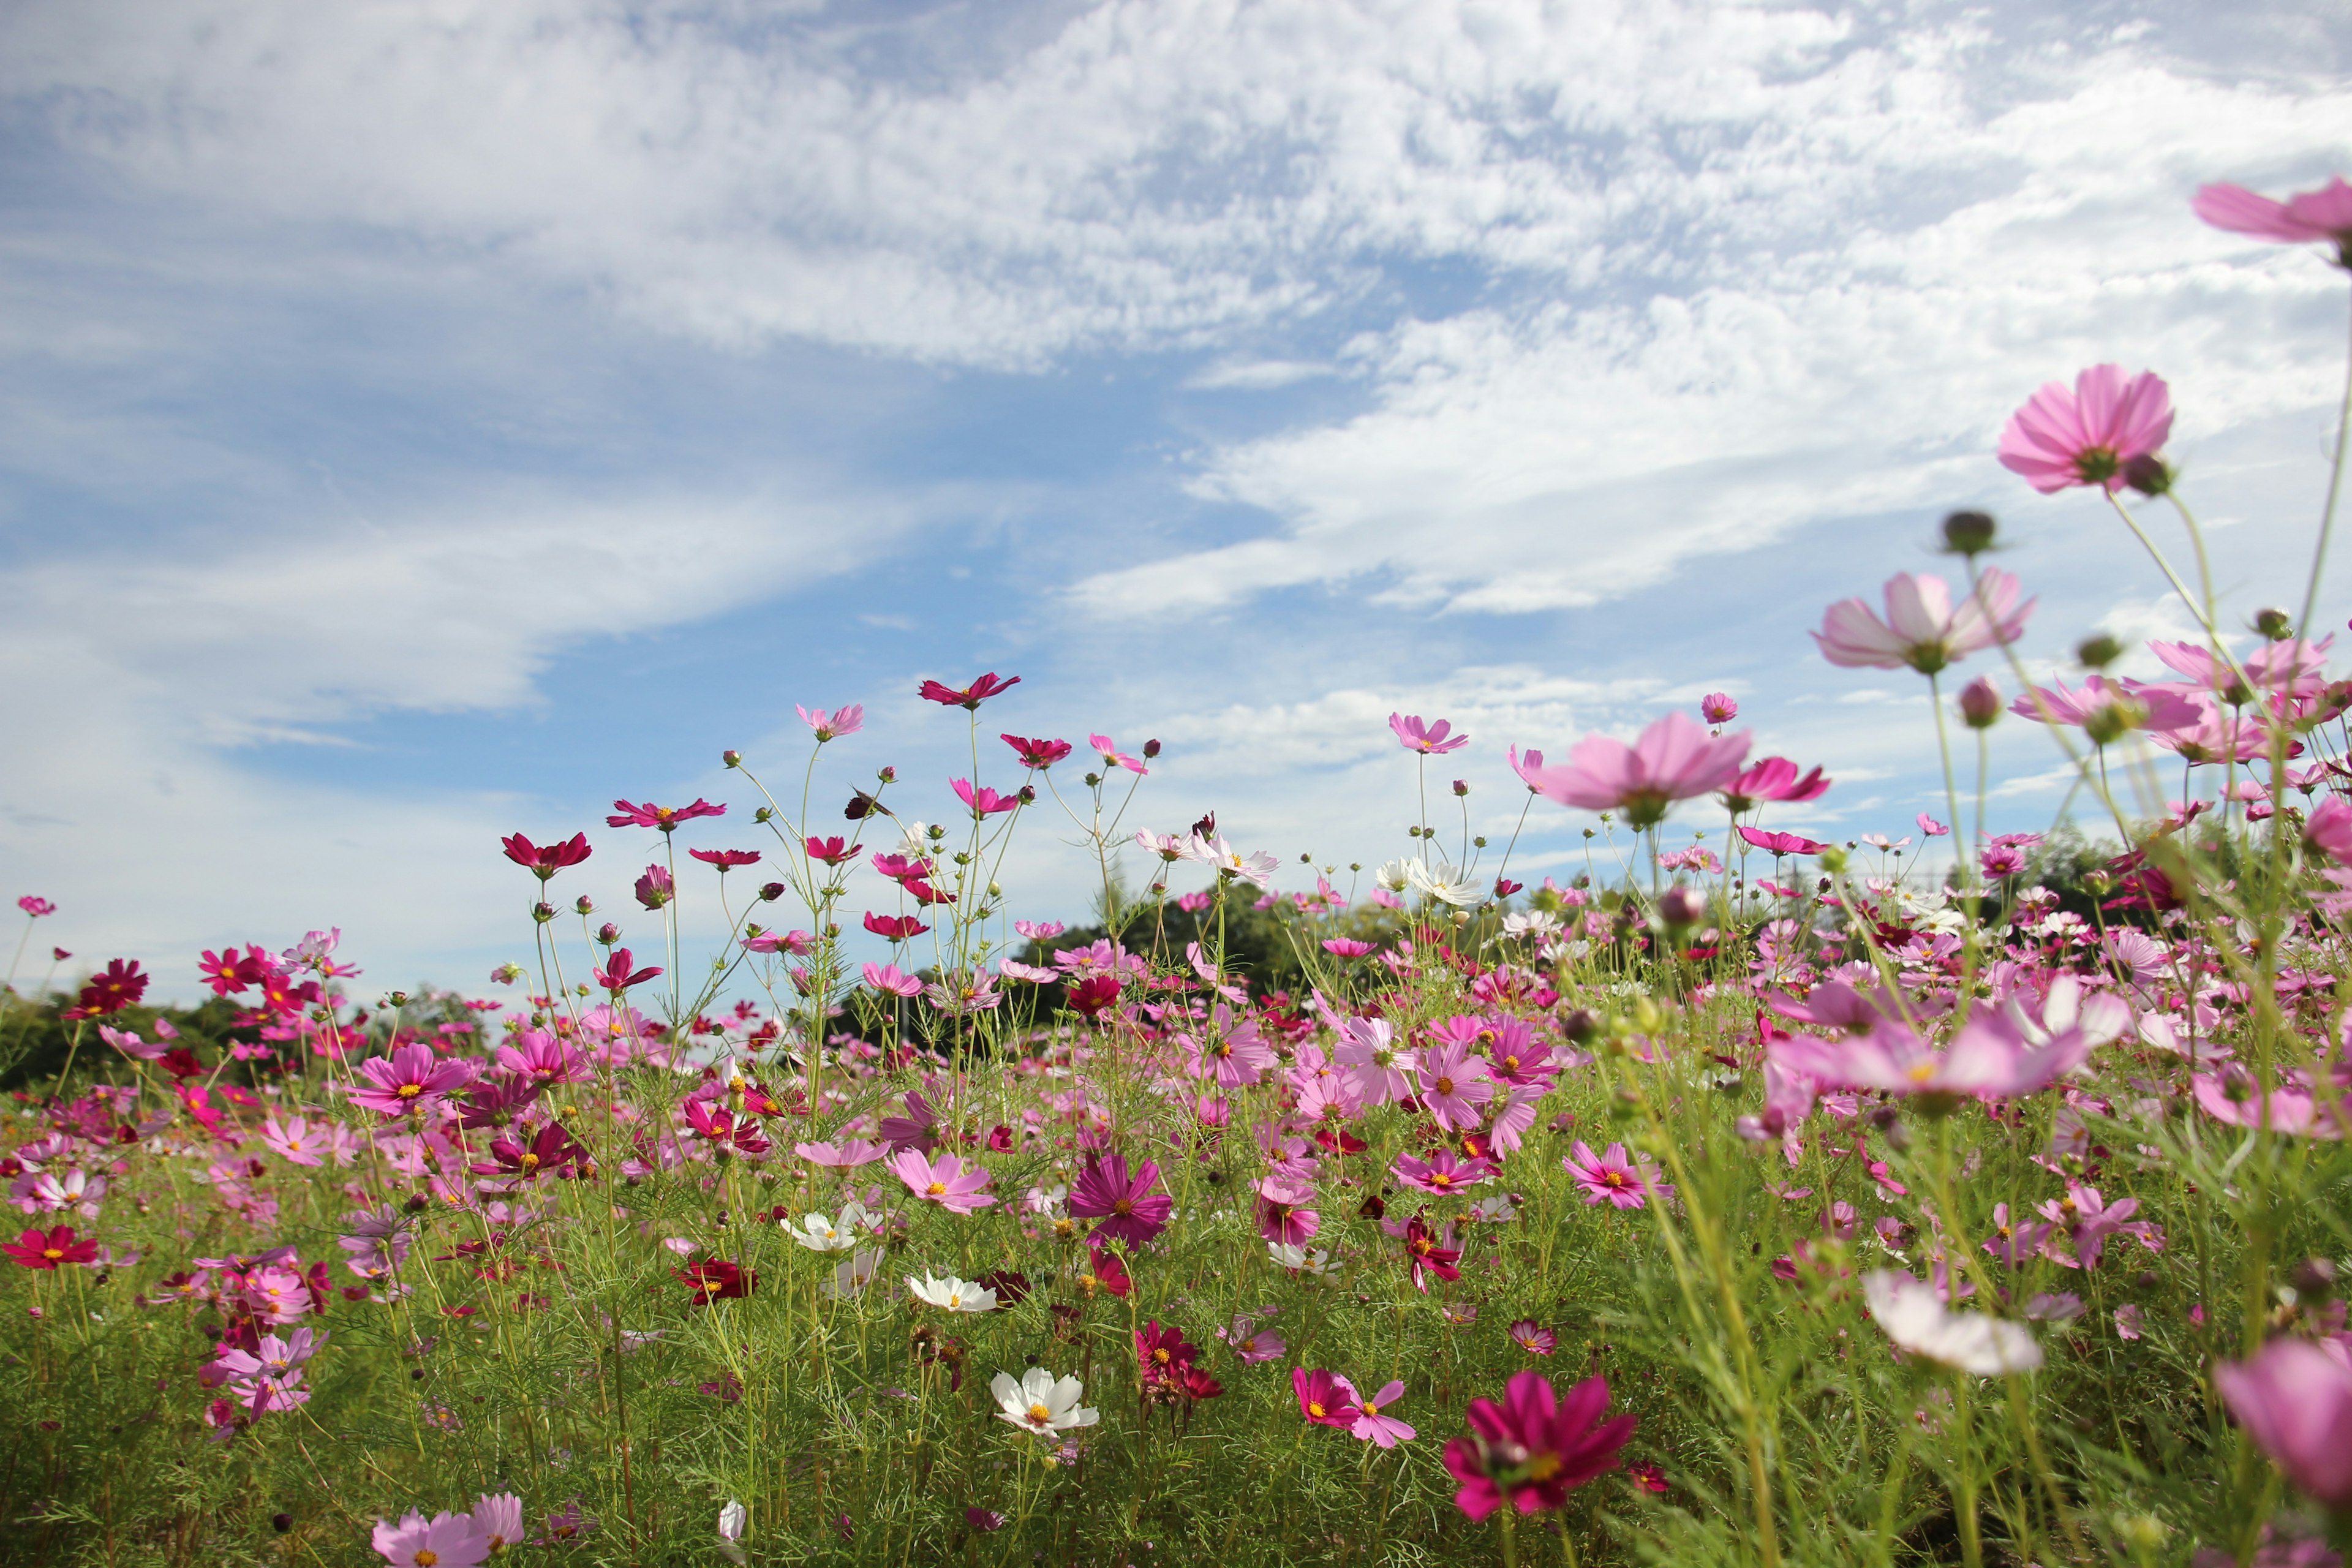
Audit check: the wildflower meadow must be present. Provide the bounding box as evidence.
[10,176,2352,1568]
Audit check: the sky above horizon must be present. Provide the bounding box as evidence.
[2,0,2350,1005]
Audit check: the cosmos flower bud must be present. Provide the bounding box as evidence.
[532,903,555,924]
[1559,1009,1597,1044]
[1656,885,1705,927]
[878,767,897,783]
[2121,453,2171,496]
[2290,1256,2338,1300]
[722,750,742,768]
[575,895,596,915]
[2255,606,2295,641]
[2076,634,2122,669]
[387,990,411,1008]
[1940,509,1998,554]
[596,922,621,946]
[1452,779,1470,797]
[1958,675,2003,729]
[759,881,786,902]
[1143,739,1161,758]
[754,807,773,823]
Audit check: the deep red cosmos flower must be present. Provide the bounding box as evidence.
[1443,1371,1635,1520]
[804,836,861,866]
[592,949,663,993]
[198,944,270,996]
[470,1122,589,1182]
[500,831,593,880]
[606,799,726,832]
[1401,1216,1461,1291]
[69,959,148,1018]
[919,673,1022,710]
[1065,974,1121,1019]
[676,1259,755,1303]
[1001,734,1072,769]
[4,1225,99,1270]
[688,848,762,870]
[1136,1321,1200,1385]
[864,913,929,941]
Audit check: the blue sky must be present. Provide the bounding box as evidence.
[1,0,2348,1000]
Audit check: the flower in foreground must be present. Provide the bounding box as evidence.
[472,1493,524,1554]
[372,1509,490,1568]
[1390,712,1469,754]
[1067,1152,1172,1246]
[1443,1371,1636,1520]
[907,1273,999,1313]
[350,1042,478,1117]
[1526,713,1752,829]
[2214,1336,2352,1510]
[1814,570,2033,675]
[499,831,592,880]
[786,1202,873,1253]
[2194,176,2352,266]
[5,1224,102,1270]
[1862,1271,2041,1375]
[889,1148,997,1212]
[1770,1012,2086,1103]
[993,1368,1099,1434]
[1997,364,2174,494]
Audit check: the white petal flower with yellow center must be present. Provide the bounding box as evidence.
[990,1368,1098,1434]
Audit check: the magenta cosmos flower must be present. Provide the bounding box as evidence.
[888,1148,997,1213]
[1564,1140,1667,1210]
[350,1042,478,1117]
[1067,1153,1172,1246]
[1997,364,2174,494]
[1414,1039,1494,1131]
[1719,756,1831,813]
[1294,1367,1360,1428]
[2195,176,2352,266]
[919,672,1020,709]
[1769,1013,2086,1102]
[1813,570,2032,676]
[606,797,726,831]
[1390,712,1469,755]
[1526,713,1751,829]
[796,703,864,741]
[2215,1337,2352,1510]
[1444,1371,1636,1520]
[372,1509,490,1568]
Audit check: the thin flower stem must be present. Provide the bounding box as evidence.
[1928,673,1969,892]
[2295,277,2352,641]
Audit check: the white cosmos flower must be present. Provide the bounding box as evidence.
[784,1200,872,1253]
[1373,858,1414,893]
[1267,1242,1334,1274]
[894,822,935,859]
[1195,835,1280,886]
[2003,974,2130,1054]
[823,1246,885,1300]
[1406,861,1486,908]
[1863,1271,2041,1376]
[991,1368,1098,1434]
[717,1499,747,1564]
[1501,909,1562,941]
[905,1273,998,1313]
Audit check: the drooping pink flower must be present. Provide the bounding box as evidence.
[350,1042,478,1117]
[1814,571,2033,675]
[796,703,864,741]
[919,673,1020,710]
[1718,756,1831,813]
[862,962,922,997]
[372,1509,491,1568]
[1390,713,1469,755]
[688,848,762,870]
[1526,714,1752,830]
[1564,1141,1666,1210]
[1414,1039,1494,1131]
[1068,1153,1172,1246]
[2194,176,2352,266]
[633,865,674,909]
[1088,734,1149,775]
[592,948,663,994]
[864,912,929,941]
[1917,812,1949,838]
[2306,797,2352,864]
[1997,365,2174,494]
[889,1148,997,1213]
[1001,734,1072,769]
[2215,1336,2352,1509]
[15,896,53,918]
[1443,1371,1636,1520]
[952,778,1020,816]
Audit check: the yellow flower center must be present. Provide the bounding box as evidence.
[1307,1401,1327,1418]
[1434,1077,1455,1095]
[925,1182,946,1196]
[1027,1402,1052,1424]
[42,1248,63,1261]
[1906,1061,1939,1083]
[398,1084,422,1098]
[1525,1452,1563,1483]
[415,1553,439,1567]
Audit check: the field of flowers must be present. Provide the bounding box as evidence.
[5,177,2352,1568]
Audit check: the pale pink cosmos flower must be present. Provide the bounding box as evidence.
[2214,1336,2352,1510]
[350,1042,478,1118]
[792,1138,889,1168]
[1525,713,1751,830]
[372,1509,490,1568]
[261,1115,328,1168]
[1998,365,2174,494]
[1393,1149,1494,1196]
[1186,1012,1278,1090]
[1390,713,1469,755]
[888,1148,997,1213]
[1813,571,2033,676]
[1770,1012,2086,1102]
[1698,693,1738,725]
[1414,1039,1494,1132]
[1088,734,1148,775]
[2195,176,2352,266]
[1349,1380,1417,1447]
[1917,812,1950,838]
[1255,1175,1320,1245]
[796,704,865,742]
[1334,1016,1417,1106]
[472,1494,526,1554]
[863,962,922,997]
[1507,745,1545,791]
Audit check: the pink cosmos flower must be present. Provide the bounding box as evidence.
[1698,693,1738,725]
[1294,1367,1360,1428]
[16,896,53,917]
[1770,1012,2086,1102]
[919,672,1020,710]
[350,1042,478,1117]
[1443,1371,1636,1520]
[1003,734,1073,769]
[1508,1319,1558,1355]
[472,1494,526,1555]
[497,1030,591,1089]
[607,797,726,832]
[1088,734,1149,775]
[1814,570,2033,675]
[1390,713,1469,755]
[1526,713,1752,829]
[1335,1016,1417,1106]
[792,1138,888,1167]
[1393,1149,1494,1196]
[862,962,922,997]
[1322,938,1375,958]
[1719,756,1831,813]
[1999,365,2176,494]
[1564,1140,1666,1210]
[2215,1336,2352,1509]
[1740,827,1826,857]
[1917,813,1950,838]
[261,1115,328,1167]
[1349,1381,1417,1447]
[1414,1039,1494,1131]
[796,703,864,742]
[1068,1153,1172,1246]
[889,1148,997,1213]
[2195,176,2352,266]
[372,1509,490,1568]
[634,865,674,909]
[952,778,1020,816]
[1255,1175,1321,1245]
[592,948,662,994]
[2305,797,2352,864]
[2192,1072,2349,1139]
[1186,1012,1277,1090]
